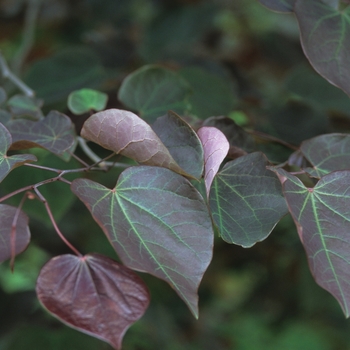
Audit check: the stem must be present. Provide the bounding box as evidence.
[248,130,299,151]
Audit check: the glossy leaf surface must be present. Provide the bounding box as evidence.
[258,0,294,12]
[0,204,31,263]
[7,111,76,155]
[273,168,350,317]
[118,65,191,123]
[152,111,204,179]
[197,126,229,198]
[81,109,191,177]
[71,166,214,317]
[0,122,36,183]
[36,253,150,350]
[68,88,108,115]
[210,152,288,247]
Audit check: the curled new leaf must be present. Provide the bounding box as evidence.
[36,253,150,350]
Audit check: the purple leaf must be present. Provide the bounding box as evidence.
[272,168,350,318]
[197,126,229,197]
[258,0,294,12]
[7,111,76,155]
[0,122,37,183]
[36,253,150,350]
[0,204,31,263]
[71,166,214,317]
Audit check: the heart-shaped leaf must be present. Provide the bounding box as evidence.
[36,253,150,350]
[258,0,294,12]
[0,122,37,183]
[300,134,350,177]
[294,0,350,96]
[272,168,350,317]
[81,108,192,178]
[7,94,43,120]
[118,65,191,123]
[197,126,229,198]
[71,166,214,317]
[210,152,288,247]
[68,88,108,115]
[152,111,204,179]
[7,110,76,155]
[0,204,31,263]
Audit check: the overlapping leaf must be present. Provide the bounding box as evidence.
[7,95,43,120]
[81,109,193,178]
[71,166,214,317]
[6,111,76,155]
[0,122,36,183]
[258,0,294,12]
[68,88,108,115]
[197,126,229,197]
[209,152,288,247]
[0,204,31,263]
[152,111,204,179]
[36,253,150,350]
[272,168,350,317]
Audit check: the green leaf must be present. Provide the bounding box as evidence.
[210,152,288,247]
[118,65,191,123]
[71,166,214,317]
[67,88,108,115]
[0,122,37,183]
[7,95,43,120]
[272,168,350,318]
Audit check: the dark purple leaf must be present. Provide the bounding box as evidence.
[258,0,294,12]
[210,152,288,247]
[36,253,150,350]
[7,110,76,155]
[272,168,350,318]
[71,166,214,317]
[0,122,37,183]
[0,204,31,263]
[152,111,204,179]
[197,126,229,198]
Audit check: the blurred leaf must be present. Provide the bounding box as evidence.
[71,166,214,318]
[67,88,108,115]
[258,0,294,12]
[7,95,43,120]
[0,110,11,125]
[118,65,191,123]
[0,87,7,104]
[36,253,150,350]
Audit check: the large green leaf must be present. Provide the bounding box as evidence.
[272,168,350,317]
[118,65,191,123]
[294,0,350,96]
[210,152,288,247]
[71,166,214,317]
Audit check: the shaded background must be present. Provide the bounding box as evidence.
[1,0,350,349]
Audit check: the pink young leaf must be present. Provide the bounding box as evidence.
[36,253,150,350]
[0,204,31,263]
[197,126,229,197]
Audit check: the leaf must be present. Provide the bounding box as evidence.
[118,65,191,123]
[7,111,76,155]
[36,253,150,350]
[0,204,31,263]
[81,108,192,177]
[7,95,43,120]
[152,111,204,179]
[271,168,350,317]
[294,0,350,96]
[300,134,350,177]
[209,152,288,247]
[197,126,229,198]
[0,122,37,183]
[68,88,108,115]
[0,87,7,104]
[258,0,294,12]
[71,166,214,317]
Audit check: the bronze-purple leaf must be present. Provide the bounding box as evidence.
[197,126,229,198]
[36,253,150,350]
[0,204,31,263]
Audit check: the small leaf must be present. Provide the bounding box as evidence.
[0,204,31,263]
[68,88,108,115]
[81,108,191,177]
[0,122,37,183]
[258,0,294,12]
[7,111,76,155]
[210,152,288,247]
[7,94,43,120]
[152,111,204,179]
[71,166,214,317]
[118,65,191,123]
[197,126,229,197]
[272,168,350,318]
[36,253,150,350]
